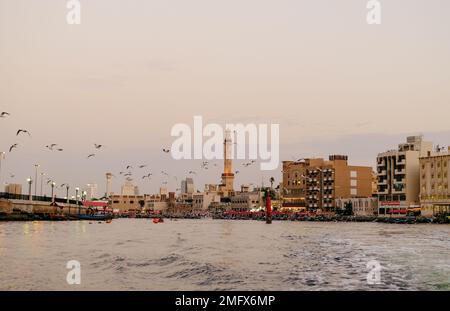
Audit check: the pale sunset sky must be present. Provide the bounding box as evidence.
[1,0,449,196]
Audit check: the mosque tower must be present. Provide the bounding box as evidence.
[221,130,235,191]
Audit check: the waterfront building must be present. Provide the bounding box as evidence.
[192,192,221,210]
[419,147,450,217]
[305,155,372,212]
[110,194,145,212]
[282,156,372,212]
[229,191,263,212]
[335,197,378,217]
[281,160,307,211]
[377,136,433,216]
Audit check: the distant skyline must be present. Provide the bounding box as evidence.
[1,0,450,195]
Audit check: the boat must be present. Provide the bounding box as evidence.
[152,217,164,224]
[77,214,113,221]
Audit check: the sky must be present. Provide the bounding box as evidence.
[1,0,450,196]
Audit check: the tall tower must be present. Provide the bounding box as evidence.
[221,130,235,191]
[106,173,113,198]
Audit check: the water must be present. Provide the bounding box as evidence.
[0,219,449,291]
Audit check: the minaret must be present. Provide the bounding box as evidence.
[106,172,113,198]
[221,130,234,191]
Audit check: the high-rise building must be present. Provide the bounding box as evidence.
[221,130,235,192]
[377,135,433,215]
[419,147,450,217]
[106,172,113,197]
[181,178,194,194]
[83,183,98,200]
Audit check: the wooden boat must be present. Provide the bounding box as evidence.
[77,214,113,221]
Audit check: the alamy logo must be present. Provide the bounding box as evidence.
[66,260,81,285]
[170,116,279,171]
[66,0,81,25]
[366,0,382,25]
[366,260,382,285]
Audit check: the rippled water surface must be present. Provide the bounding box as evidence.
[0,219,449,290]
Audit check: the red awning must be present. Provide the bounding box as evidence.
[83,201,108,207]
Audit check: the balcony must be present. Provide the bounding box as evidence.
[378,170,387,176]
[395,168,405,175]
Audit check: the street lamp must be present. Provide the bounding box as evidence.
[66,184,70,203]
[27,177,33,201]
[34,164,40,198]
[0,152,5,188]
[40,172,46,197]
[51,182,56,201]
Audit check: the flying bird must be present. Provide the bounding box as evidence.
[235,170,240,174]
[94,144,104,149]
[0,112,10,118]
[162,149,170,153]
[9,144,18,152]
[87,154,96,159]
[10,174,15,178]
[16,129,31,137]
[188,171,196,175]
[138,165,147,169]
[45,144,58,150]
[56,148,64,152]
[126,165,133,170]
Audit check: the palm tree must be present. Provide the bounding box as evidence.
[269,177,275,189]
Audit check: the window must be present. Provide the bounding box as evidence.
[350,171,357,178]
[350,180,357,187]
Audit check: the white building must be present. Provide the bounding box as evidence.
[377,136,433,216]
[335,197,378,216]
[83,183,98,200]
[121,181,136,196]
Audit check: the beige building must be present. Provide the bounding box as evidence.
[282,161,307,210]
[377,136,433,216]
[229,191,263,212]
[192,192,221,210]
[282,156,372,212]
[110,194,145,212]
[419,147,450,217]
[4,183,22,195]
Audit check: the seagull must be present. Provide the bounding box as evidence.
[124,173,132,177]
[119,171,125,175]
[9,174,15,178]
[138,165,147,169]
[17,129,31,137]
[9,144,18,152]
[235,170,240,174]
[87,154,96,159]
[162,149,170,153]
[188,171,196,175]
[94,144,104,149]
[142,173,152,179]
[60,183,67,188]
[161,171,168,176]
[0,112,10,118]
[56,148,64,152]
[126,165,133,170]
[45,144,58,150]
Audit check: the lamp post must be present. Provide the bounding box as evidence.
[0,152,5,188]
[51,182,56,202]
[66,185,70,203]
[40,172,46,197]
[27,177,33,201]
[34,164,40,198]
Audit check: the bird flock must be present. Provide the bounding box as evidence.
[1,110,264,192]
